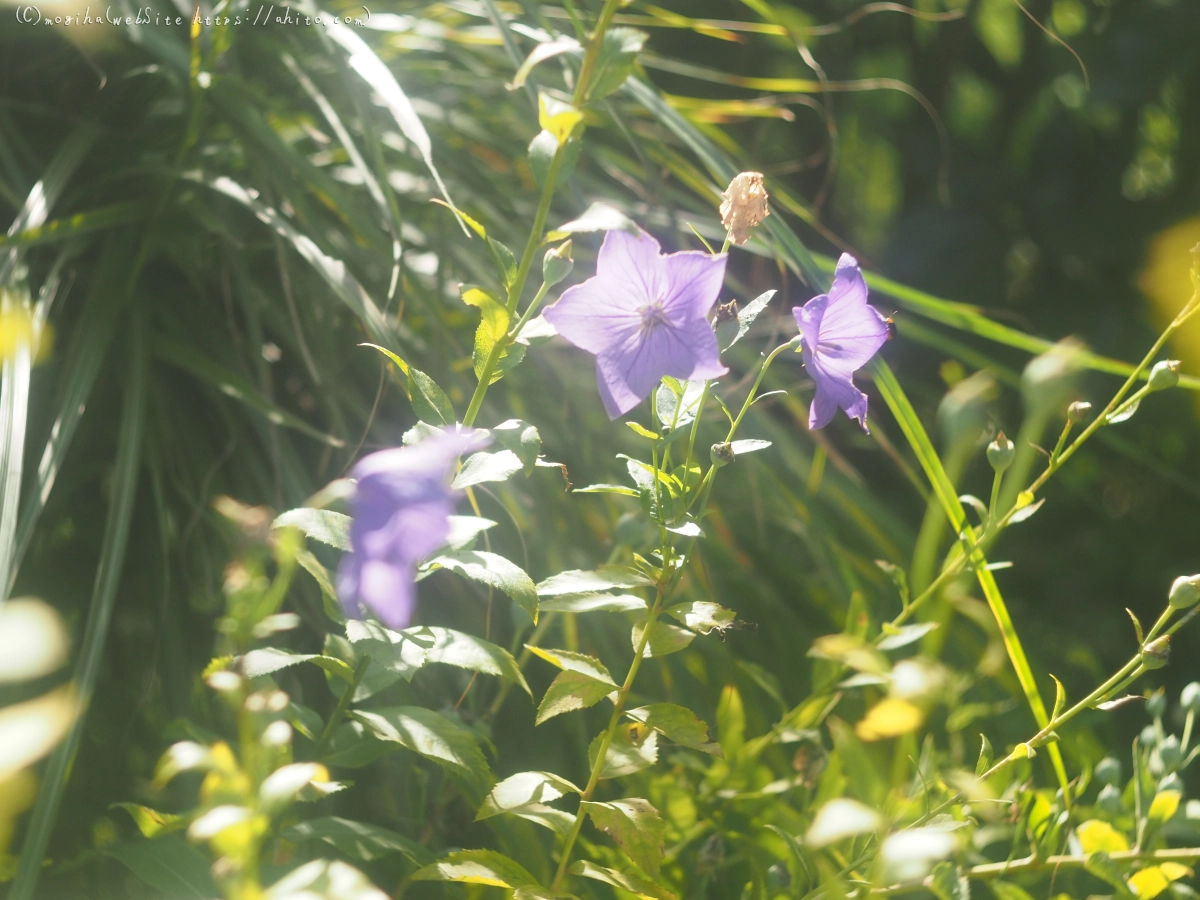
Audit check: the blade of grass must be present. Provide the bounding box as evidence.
[0,289,31,605]
[870,357,1070,797]
[0,201,145,251]
[10,309,147,900]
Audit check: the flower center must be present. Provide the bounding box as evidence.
[639,302,669,333]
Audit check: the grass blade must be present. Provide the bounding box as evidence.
[870,358,1070,795]
[0,289,31,604]
[10,309,147,900]
[0,201,144,251]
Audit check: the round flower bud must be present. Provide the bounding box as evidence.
[1159,734,1182,770]
[987,432,1015,473]
[1095,756,1121,786]
[1169,575,1200,610]
[1180,682,1200,714]
[710,442,735,467]
[1097,782,1123,813]
[1067,401,1092,423]
[542,240,574,287]
[1141,724,1158,747]
[720,172,770,246]
[1147,359,1181,392]
[1159,772,1185,796]
[1147,689,1167,720]
[1141,636,1170,670]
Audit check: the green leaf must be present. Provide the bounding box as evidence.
[360,343,456,425]
[1077,819,1130,854]
[539,593,648,613]
[511,36,581,90]
[626,704,722,755]
[282,816,433,864]
[876,622,938,650]
[430,550,539,623]
[975,734,993,777]
[587,27,648,100]
[443,515,497,551]
[323,722,394,769]
[513,804,576,836]
[487,237,518,288]
[990,881,1036,900]
[590,723,658,779]
[493,419,542,473]
[452,449,524,489]
[476,771,580,820]
[536,566,652,596]
[582,798,665,878]
[342,622,428,684]
[570,860,677,900]
[538,92,584,145]
[719,290,776,351]
[1084,851,1132,895]
[421,626,532,696]
[528,130,582,188]
[273,508,351,551]
[105,835,217,899]
[353,706,492,798]
[462,286,520,385]
[412,849,542,890]
[1051,674,1067,720]
[527,646,616,682]
[264,859,388,900]
[111,804,183,839]
[633,620,695,658]
[655,378,706,429]
[552,201,639,237]
[929,862,969,900]
[573,483,641,497]
[666,601,736,635]
[536,670,618,725]
[239,648,354,682]
[729,439,772,456]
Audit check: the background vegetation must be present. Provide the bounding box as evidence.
[1,0,1198,897]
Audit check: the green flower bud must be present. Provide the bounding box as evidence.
[1094,756,1121,786]
[1169,575,1200,610]
[1097,783,1123,813]
[1141,724,1158,746]
[987,432,1015,473]
[1021,338,1083,419]
[542,240,574,287]
[1180,682,1200,714]
[1147,359,1181,392]
[1141,636,1170,670]
[1159,734,1182,770]
[710,442,735,467]
[938,370,995,448]
[1159,772,1185,795]
[1147,688,1167,719]
[1067,401,1092,423]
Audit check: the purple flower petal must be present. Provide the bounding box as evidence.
[792,254,887,432]
[543,226,730,419]
[337,429,487,628]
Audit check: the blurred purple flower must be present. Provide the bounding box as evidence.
[337,430,485,628]
[543,228,728,419]
[792,254,889,432]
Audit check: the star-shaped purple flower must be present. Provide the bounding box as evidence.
[337,429,485,629]
[793,254,889,432]
[543,228,729,419]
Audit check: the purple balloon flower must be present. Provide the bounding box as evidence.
[792,253,889,432]
[543,228,729,419]
[337,430,485,628]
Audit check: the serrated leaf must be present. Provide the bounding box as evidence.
[626,703,722,755]
[876,622,938,650]
[422,627,531,696]
[412,849,541,889]
[359,344,455,425]
[431,550,538,623]
[452,450,524,489]
[239,648,353,682]
[271,509,351,551]
[581,798,665,878]
[539,593,648,613]
[352,706,491,798]
[476,771,580,820]
[590,723,658,779]
[536,670,617,725]
[571,860,676,900]
[493,419,541,473]
[527,646,616,683]
[729,439,772,456]
[282,817,433,865]
[632,620,695,657]
[665,600,736,635]
[536,566,652,596]
[720,290,776,351]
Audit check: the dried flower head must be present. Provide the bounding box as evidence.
[720,172,770,246]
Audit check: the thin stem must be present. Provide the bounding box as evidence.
[314,657,370,757]
[570,0,623,107]
[986,469,1003,531]
[1048,419,1073,465]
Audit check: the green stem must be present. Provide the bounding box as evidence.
[570,0,623,107]
[1049,419,1073,465]
[314,657,370,757]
